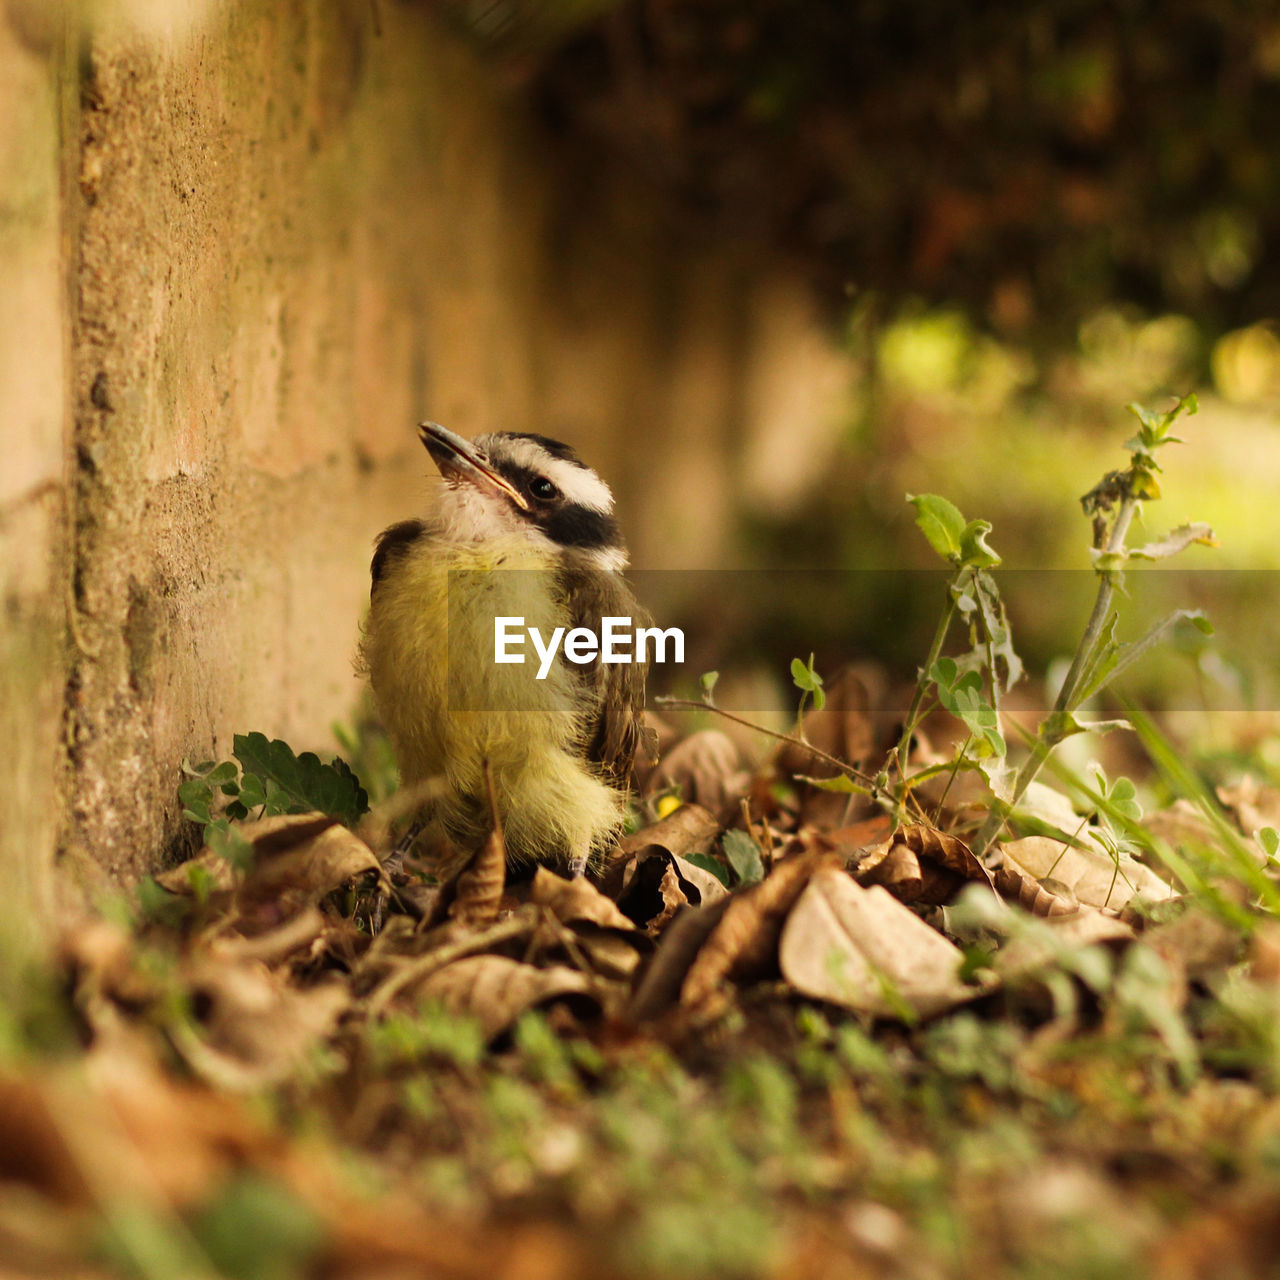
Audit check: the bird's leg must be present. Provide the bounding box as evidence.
[382,817,425,879]
[566,833,594,879]
[371,818,425,933]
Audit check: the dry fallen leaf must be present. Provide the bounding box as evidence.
[996,909,1135,978]
[858,842,924,900]
[174,957,349,1090]
[449,764,509,928]
[413,955,604,1040]
[1217,779,1280,862]
[450,828,507,928]
[894,824,996,888]
[646,729,752,818]
[680,851,829,1012]
[992,864,1079,917]
[614,847,728,933]
[627,897,732,1024]
[778,868,989,1018]
[600,803,726,911]
[617,803,722,858]
[1002,835,1175,912]
[775,668,876,778]
[528,867,635,931]
[158,812,386,932]
[1145,902,1244,985]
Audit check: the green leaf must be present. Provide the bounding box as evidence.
[683,852,731,887]
[1095,770,1143,824]
[908,493,966,561]
[232,733,369,826]
[929,656,959,689]
[971,568,1023,690]
[206,820,254,873]
[957,519,1001,568]
[178,779,213,825]
[1125,401,1161,434]
[1071,611,1122,710]
[932,662,982,718]
[1259,827,1279,861]
[700,670,720,698]
[1075,609,1213,708]
[237,773,267,810]
[790,654,826,711]
[722,829,765,885]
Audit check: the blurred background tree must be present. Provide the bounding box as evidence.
[437,0,1279,708]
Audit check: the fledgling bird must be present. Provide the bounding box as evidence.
[358,423,649,875]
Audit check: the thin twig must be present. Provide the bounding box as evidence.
[362,912,533,1018]
[654,697,878,787]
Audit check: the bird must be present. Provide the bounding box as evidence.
[358,422,650,876]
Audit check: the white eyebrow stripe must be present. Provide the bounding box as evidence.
[489,435,615,514]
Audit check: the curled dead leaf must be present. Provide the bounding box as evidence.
[627,897,732,1024]
[158,813,386,931]
[449,827,507,928]
[616,803,722,862]
[680,851,830,1012]
[528,867,635,931]
[779,868,990,1018]
[175,957,349,1090]
[893,824,996,888]
[992,864,1078,917]
[1002,835,1174,912]
[414,955,603,1041]
[614,846,728,933]
[858,843,924,901]
[646,864,689,938]
[645,730,752,818]
[449,764,508,928]
[996,909,1135,980]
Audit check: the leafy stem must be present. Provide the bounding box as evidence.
[893,591,957,787]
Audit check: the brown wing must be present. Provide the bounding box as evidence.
[556,553,651,788]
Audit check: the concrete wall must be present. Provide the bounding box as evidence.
[0,0,851,937]
[0,1,68,956]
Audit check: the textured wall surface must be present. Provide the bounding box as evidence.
[0,4,68,957]
[0,0,850,929]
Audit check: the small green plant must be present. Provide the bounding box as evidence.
[790,653,826,721]
[721,828,765,885]
[179,731,369,867]
[891,394,1215,856]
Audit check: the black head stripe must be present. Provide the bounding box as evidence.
[544,503,621,550]
[502,433,587,468]
[489,459,621,548]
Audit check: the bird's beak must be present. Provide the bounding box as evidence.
[417,422,529,511]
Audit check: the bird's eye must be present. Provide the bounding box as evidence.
[529,477,559,502]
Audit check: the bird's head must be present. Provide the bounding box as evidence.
[419,422,627,570]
